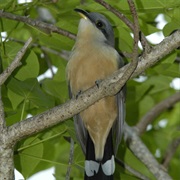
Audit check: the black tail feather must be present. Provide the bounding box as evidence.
[85,130,114,180]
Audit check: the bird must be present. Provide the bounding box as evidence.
[66,8,125,179]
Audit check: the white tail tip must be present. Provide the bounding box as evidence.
[85,155,115,177]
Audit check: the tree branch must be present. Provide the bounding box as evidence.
[108,0,140,95]
[6,30,180,145]
[0,38,33,179]
[0,87,6,128]
[162,137,180,169]
[65,138,74,180]
[115,158,149,180]
[136,92,180,135]
[132,30,180,78]
[0,37,32,86]
[0,10,76,40]
[42,50,55,78]
[124,123,172,180]
[123,0,139,76]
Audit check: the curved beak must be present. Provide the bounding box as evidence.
[74,8,91,21]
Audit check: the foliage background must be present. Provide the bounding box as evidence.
[0,0,180,179]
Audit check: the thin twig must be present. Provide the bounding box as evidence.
[127,0,139,58]
[104,0,140,96]
[162,137,180,169]
[42,50,55,78]
[124,123,172,180]
[94,0,151,52]
[114,0,139,90]
[0,37,33,86]
[115,158,149,180]
[0,10,76,40]
[0,87,6,128]
[65,138,74,180]
[95,0,133,29]
[136,92,180,135]
[40,48,70,61]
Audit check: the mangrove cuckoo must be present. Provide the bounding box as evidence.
[66,9,125,179]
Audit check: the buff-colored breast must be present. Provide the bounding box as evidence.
[66,41,119,160]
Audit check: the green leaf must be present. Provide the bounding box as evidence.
[166,103,180,127]
[116,26,133,52]
[154,63,180,77]
[14,50,39,81]
[11,25,31,40]
[7,78,54,109]
[123,147,155,179]
[27,125,68,175]
[53,60,67,82]
[135,82,153,102]
[42,79,68,103]
[65,119,77,143]
[139,95,155,118]
[38,32,74,51]
[170,156,180,180]
[14,137,44,178]
[163,21,180,36]
[7,89,24,110]
[144,75,173,94]
[162,51,177,64]
[1,42,22,69]
[0,0,12,9]
[139,18,159,36]
[126,81,140,124]
[6,109,23,126]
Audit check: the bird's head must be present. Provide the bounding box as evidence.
[75,8,115,47]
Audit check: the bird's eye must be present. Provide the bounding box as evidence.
[96,20,104,28]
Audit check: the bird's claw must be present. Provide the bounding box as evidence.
[76,90,82,99]
[95,80,102,88]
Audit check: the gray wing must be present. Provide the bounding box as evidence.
[68,83,87,155]
[113,87,126,154]
[113,54,126,154]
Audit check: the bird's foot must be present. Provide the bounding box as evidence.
[76,90,82,99]
[95,79,102,88]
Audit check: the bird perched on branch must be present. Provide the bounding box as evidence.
[66,8,125,179]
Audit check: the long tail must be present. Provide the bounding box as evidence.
[84,130,115,180]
